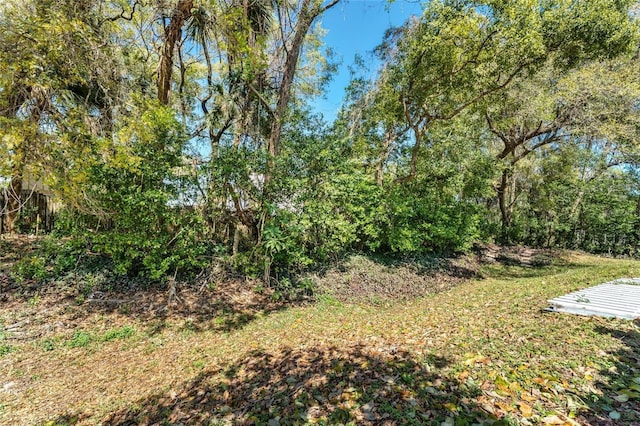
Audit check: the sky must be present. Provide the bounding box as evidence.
[314,0,423,121]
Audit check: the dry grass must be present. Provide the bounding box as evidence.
[1,241,640,425]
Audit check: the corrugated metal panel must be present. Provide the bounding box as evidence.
[547,279,640,320]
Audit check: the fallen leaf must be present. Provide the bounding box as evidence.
[519,401,533,418]
[441,417,455,426]
[609,411,621,420]
[541,415,565,425]
[463,353,488,365]
[443,402,458,412]
[496,401,512,412]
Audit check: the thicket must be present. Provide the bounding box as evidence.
[1,0,639,290]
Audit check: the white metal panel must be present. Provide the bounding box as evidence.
[547,279,640,320]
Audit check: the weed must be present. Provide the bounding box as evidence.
[192,360,206,370]
[0,343,13,357]
[316,293,343,307]
[11,255,48,283]
[179,319,201,337]
[298,277,315,293]
[102,325,136,342]
[41,338,58,352]
[68,331,93,348]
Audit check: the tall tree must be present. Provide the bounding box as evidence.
[483,57,640,237]
[158,0,194,105]
[367,0,637,183]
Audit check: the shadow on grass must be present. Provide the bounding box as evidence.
[74,278,294,335]
[579,325,640,425]
[97,344,495,425]
[0,232,304,335]
[472,245,591,280]
[1,261,293,336]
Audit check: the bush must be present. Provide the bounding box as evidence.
[54,101,212,280]
[11,255,48,283]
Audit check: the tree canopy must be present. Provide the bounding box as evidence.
[1,0,639,282]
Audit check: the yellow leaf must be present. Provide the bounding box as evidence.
[464,353,488,365]
[534,377,547,385]
[444,402,458,412]
[519,401,533,417]
[496,401,512,412]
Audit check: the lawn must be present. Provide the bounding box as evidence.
[1,246,639,425]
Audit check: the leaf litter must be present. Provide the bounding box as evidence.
[1,238,640,425]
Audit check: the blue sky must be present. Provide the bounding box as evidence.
[315,0,423,121]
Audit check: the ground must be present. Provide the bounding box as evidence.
[0,236,639,425]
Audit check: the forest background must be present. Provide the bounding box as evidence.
[1,0,640,290]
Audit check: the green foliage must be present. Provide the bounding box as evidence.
[0,343,13,357]
[381,184,482,254]
[265,113,385,265]
[2,0,639,297]
[489,140,640,255]
[40,337,58,352]
[101,326,136,342]
[68,331,92,348]
[11,255,48,283]
[63,101,211,279]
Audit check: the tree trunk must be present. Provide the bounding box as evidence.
[4,174,23,234]
[375,130,395,186]
[2,86,43,234]
[157,0,193,105]
[267,1,311,158]
[267,0,340,159]
[1,87,27,234]
[497,167,512,241]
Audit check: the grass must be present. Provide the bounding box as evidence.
[0,252,639,425]
[0,343,13,357]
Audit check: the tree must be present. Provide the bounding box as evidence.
[158,0,194,105]
[0,0,121,232]
[176,0,341,239]
[368,0,637,183]
[483,57,640,239]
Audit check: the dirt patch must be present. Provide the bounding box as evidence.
[311,254,480,304]
[475,243,563,267]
